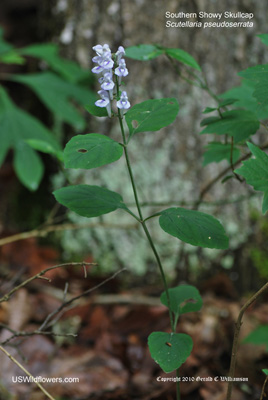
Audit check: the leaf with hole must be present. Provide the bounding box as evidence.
[160,285,203,318]
[235,142,268,214]
[53,185,128,218]
[125,98,179,138]
[159,207,229,249]
[148,332,193,373]
[63,134,123,169]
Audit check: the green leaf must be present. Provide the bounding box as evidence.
[160,285,203,317]
[26,139,63,161]
[0,28,13,55]
[0,86,59,189]
[262,369,268,376]
[221,80,268,120]
[53,185,128,218]
[125,98,179,138]
[218,98,238,108]
[202,107,218,114]
[203,142,240,166]
[243,325,268,351]
[200,116,221,126]
[0,50,25,65]
[200,110,259,143]
[14,141,44,191]
[165,48,201,71]
[19,43,92,83]
[63,134,123,169]
[258,34,268,46]
[125,45,163,61]
[238,65,268,109]
[12,72,96,130]
[148,332,193,373]
[235,142,268,214]
[159,208,229,249]
[84,102,108,117]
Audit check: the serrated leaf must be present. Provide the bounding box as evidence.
[203,142,240,166]
[14,141,44,191]
[159,208,229,249]
[221,80,268,119]
[63,134,123,169]
[20,43,92,83]
[200,110,259,143]
[160,285,203,317]
[243,325,268,351]
[125,45,163,61]
[148,332,193,373]
[53,185,128,218]
[239,65,268,109]
[84,102,108,117]
[12,72,96,130]
[125,98,179,138]
[165,48,201,71]
[235,142,268,214]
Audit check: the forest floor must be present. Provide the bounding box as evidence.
[0,238,267,400]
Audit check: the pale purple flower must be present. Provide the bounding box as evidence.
[117,91,130,110]
[91,64,104,74]
[100,72,115,100]
[95,90,111,117]
[116,46,125,62]
[92,44,130,117]
[99,55,114,70]
[115,59,128,84]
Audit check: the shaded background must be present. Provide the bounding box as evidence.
[0,1,268,399]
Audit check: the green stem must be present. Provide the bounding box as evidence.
[115,76,179,398]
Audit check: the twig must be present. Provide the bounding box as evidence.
[0,221,138,247]
[196,142,268,207]
[226,281,268,400]
[260,374,268,400]
[0,345,55,400]
[0,262,95,304]
[38,268,127,331]
[0,327,77,346]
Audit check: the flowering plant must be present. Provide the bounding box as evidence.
[92,44,130,117]
[53,44,230,399]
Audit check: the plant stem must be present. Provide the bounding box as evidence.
[226,281,268,400]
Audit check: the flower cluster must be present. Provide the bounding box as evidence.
[92,44,130,117]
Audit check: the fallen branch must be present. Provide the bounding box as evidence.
[0,262,95,304]
[0,345,55,400]
[0,221,138,247]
